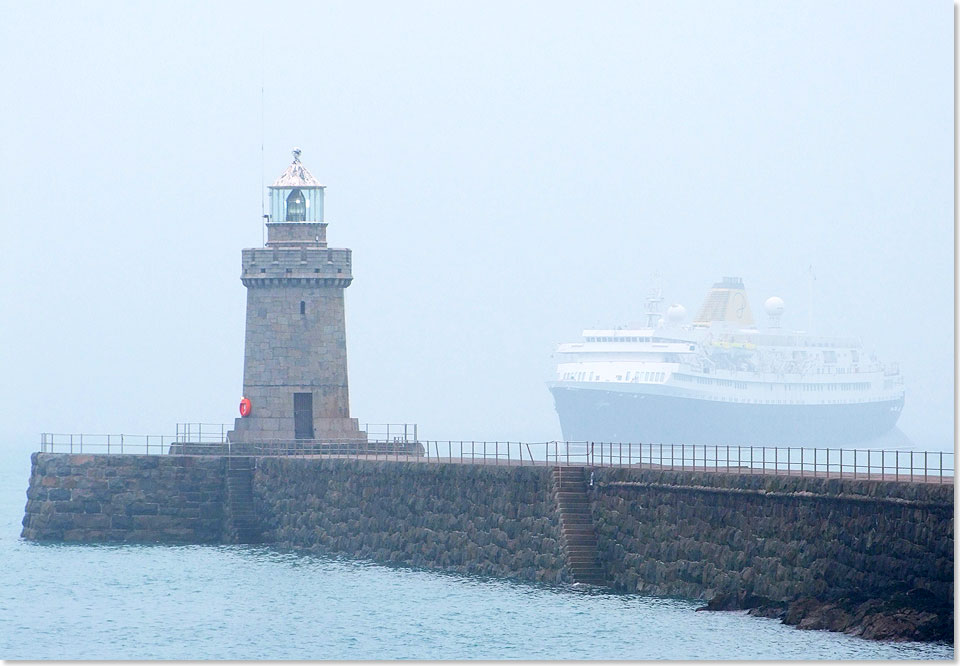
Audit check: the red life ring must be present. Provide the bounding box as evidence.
[239,397,252,417]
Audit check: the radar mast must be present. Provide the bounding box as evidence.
[644,273,664,328]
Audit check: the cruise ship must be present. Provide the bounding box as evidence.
[547,277,905,446]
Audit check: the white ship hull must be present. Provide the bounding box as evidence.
[549,383,904,446]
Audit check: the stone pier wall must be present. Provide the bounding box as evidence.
[21,454,953,613]
[21,453,226,543]
[589,467,953,606]
[254,458,571,584]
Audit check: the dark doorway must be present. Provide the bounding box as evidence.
[293,392,314,439]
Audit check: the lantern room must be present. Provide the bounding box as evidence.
[268,148,325,223]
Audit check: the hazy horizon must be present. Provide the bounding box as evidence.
[0,1,953,450]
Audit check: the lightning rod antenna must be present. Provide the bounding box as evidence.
[260,28,266,247]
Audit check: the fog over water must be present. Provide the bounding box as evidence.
[0,1,953,450]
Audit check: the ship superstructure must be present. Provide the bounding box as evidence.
[548,277,904,446]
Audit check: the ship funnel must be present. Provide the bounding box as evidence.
[693,277,755,327]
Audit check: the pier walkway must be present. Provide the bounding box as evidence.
[38,431,954,485]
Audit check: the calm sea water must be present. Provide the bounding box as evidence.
[0,444,952,660]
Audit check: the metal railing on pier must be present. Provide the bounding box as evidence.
[414,441,953,484]
[40,432,176,456]
[172,423,418,444]
[361,423,418,442]
[36,435,953,484]
[176,423,229,443]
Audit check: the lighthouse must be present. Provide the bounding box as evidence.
[228,149,364,446]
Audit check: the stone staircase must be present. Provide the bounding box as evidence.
[226,457,261,544]
[552,466,606,586]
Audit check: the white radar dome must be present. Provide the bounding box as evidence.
[666,304,686,323]
[764,296,785,317]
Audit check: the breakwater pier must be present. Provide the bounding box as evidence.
[21,435,954,642]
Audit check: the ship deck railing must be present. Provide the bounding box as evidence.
[37,434,953,484]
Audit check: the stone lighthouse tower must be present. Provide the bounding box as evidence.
[228,149,364,446]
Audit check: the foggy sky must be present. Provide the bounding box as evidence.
[0,1,953,451]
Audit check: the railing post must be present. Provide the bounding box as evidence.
[895,450,899,482]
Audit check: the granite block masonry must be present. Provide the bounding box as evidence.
[587,467,953,605]
[228,149,363,445]
[21,453,225,543]
[254,458,572,584]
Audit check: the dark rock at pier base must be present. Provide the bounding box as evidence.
[699,588,953,643]
[696,590,778,612]
[779,594,952,643]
